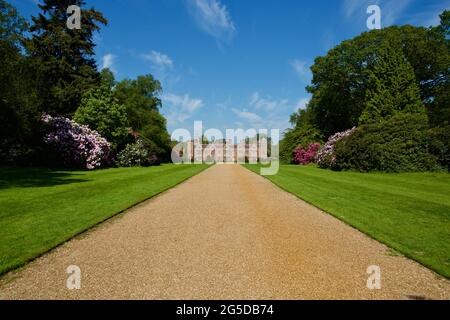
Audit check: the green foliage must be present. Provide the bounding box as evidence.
[114,74,162,130]
[74,87,129,149]
[114,74,171,161]
[0,1,43,164]
[116,139,158,167]
[428,125,450,171]
[100,68,116,89]
[334,113,439,172]
[0,164,209,275]
[283,15,450,173]
[0,0,27,45]
[436,10,449,37]
[27,0,107,116]
[306,22,450,136]
[137,110,172,160]
[428,11,450,127]
[0,1,173,167]
[359,40,424,124]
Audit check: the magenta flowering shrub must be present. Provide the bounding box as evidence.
[42,114,110,169]
[316,127,356,168]
[294,143,321,165]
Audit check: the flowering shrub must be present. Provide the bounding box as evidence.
[294,143,321,165]
[316,127,356,168]
[116,139,159,167]
[42,114,110,169]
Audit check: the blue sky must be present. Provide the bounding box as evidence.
[12,0,450,135]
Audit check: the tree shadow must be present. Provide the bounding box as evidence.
[0,167,89,189]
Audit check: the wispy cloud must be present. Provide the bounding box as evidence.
[343,0,364,18]
[382,0,414,26]
[187,0,236,43]
[295,97,310,111]
[230,92,297,133]
[249,92,289,112]
[291,59,310,81]
[141,50,179,89]
[232,108,262,124]
[162,93,204,125]
[142,50,174,69]
[101,53,116,73]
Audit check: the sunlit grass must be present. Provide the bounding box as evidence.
[0,164,209,275]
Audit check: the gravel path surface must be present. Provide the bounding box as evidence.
[1,164,449,299]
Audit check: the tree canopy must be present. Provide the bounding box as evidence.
[27,0,107,116]
[359,39,424,124]
[281,13,449,163]
[74,86,129,149]
[305,23,449,137]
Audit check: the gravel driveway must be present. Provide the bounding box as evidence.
[1,164,449,299]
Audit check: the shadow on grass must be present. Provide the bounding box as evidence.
[0,167,89,189]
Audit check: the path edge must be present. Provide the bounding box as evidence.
[241,164,450,281]
[0,164,213,280]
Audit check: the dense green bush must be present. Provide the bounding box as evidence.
[74,87,129,150]
[428,125,450,171]
[116,139,159,167]
[334,113,439,172]
[359,40,425,125]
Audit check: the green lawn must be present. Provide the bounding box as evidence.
[0,164,209,275]
[244,164,450,278]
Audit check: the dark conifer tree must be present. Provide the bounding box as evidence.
[359,40,425,124]
[28,0,107,116]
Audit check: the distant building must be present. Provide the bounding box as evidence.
[180,138,270,164]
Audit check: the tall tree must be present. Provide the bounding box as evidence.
[429,10,450,126]
[27,0,107,116]
[74,86,129,150]
[436,10,449,38]
[359,40,424,124]
[306,21,449,136]
[114,74,162,130]
[114,74,171,161]
[0,0,41,163]
[99,68,116,89]
[0,0,26,46]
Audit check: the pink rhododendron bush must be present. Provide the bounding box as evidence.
[294,142,321,165]
[316,127,356,169]
[42,114,111,169]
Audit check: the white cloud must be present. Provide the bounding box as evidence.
[249,92,289,112]
[343,0,363,18]
[382,0,414,26]
[187,0,236,43]
[232,108,262,124]
[230,92,294,133]
[142,50,174,69]
[296,98,310,111]
[102,53,116,72]
[291,59,310,81]
[141,50,179,88]
[162,93,204,125]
